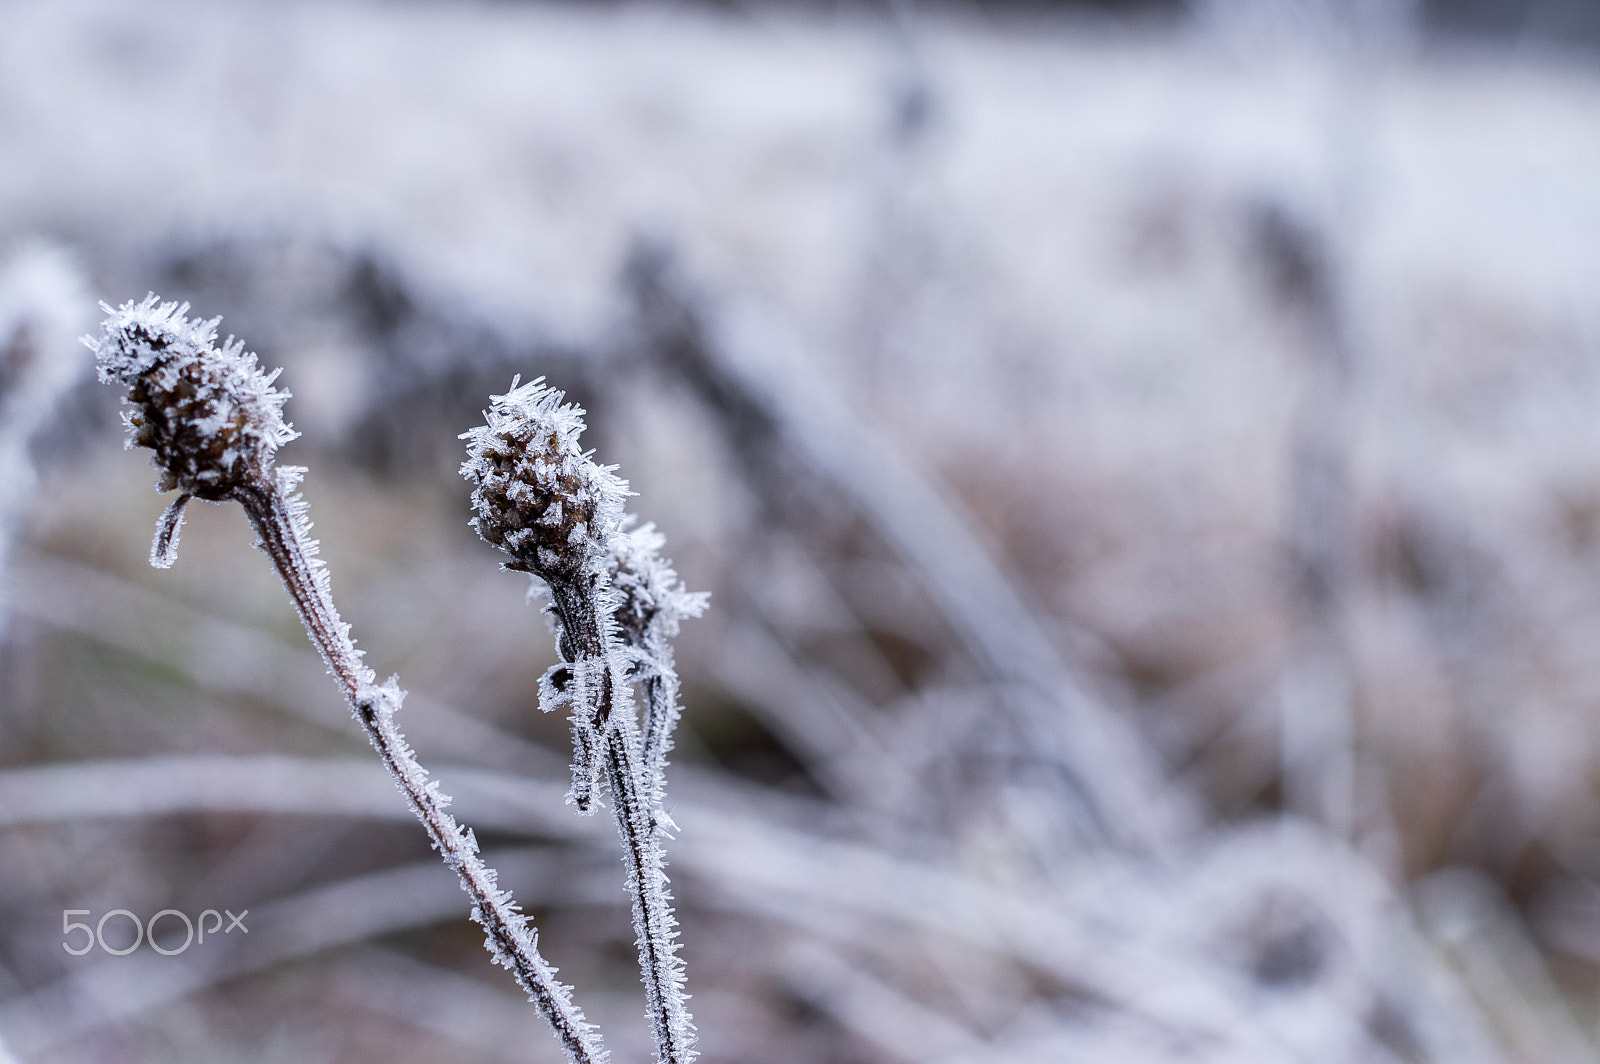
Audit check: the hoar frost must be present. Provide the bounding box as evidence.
[93,298,609,1064]
[464,378,702,1064]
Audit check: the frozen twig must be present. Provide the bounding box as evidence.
[463,378,699,1064]
[89,296,607,1064]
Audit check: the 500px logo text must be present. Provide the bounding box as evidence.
[62,908,248,956]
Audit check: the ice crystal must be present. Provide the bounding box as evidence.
[89,296,301,567]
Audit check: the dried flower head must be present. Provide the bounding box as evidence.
[90,295,296,501]
[608,519,708,649]
[461,378,627,579]
[89,296,297,567]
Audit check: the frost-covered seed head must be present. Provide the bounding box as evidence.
[90,296,295,500]
[607,519,707,647]
[461,378,628,579]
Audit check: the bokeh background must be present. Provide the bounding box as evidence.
[2,0,1600,1060]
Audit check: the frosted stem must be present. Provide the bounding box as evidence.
[603,723,694,1064]
[548,584,695,1064]
[462,377,699,1064]
[638,655,682,792]
[549,579,613,811]
[237,483,608,1064]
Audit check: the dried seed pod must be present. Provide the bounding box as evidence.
[90,296,298,566]
[92,296,295,500]
[466,384,697,1064]
[461,377,627,580]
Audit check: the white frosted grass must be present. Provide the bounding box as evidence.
[0,244,89,472]
[26,7,1588,1056]
[635,255,1193,855]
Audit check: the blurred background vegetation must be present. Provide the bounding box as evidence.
[2,0,1600,1061]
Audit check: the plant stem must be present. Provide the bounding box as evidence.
[546,582,693,1064]
[638,656,680,788]
[603,724,692,1064]
[237,482,608,1064]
